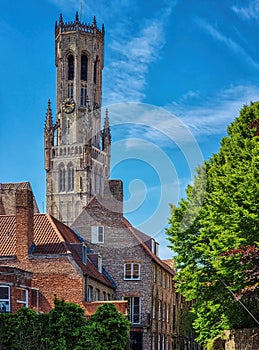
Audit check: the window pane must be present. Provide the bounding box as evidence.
[125,264,131,279]
[68,54,74,80]
[133,264,139,279]
[17,288,26,302]
[98,226,104,242]
[133,297,140,323]
[0,287,9,299]
[0,301,9,312]
[81,55,88,81]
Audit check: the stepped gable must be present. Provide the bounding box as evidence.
[0,182,39,215]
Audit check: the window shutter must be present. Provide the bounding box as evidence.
[91,226,98,243]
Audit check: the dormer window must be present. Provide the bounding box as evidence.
[151,239,159,256]
[82,244,87,264]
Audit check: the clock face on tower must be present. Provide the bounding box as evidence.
[62,97,75,114]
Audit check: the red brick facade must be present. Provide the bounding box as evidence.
[0,187,125,316]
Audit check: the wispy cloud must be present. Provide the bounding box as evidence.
[196,18,259,69]
[103,4,174,104]
[168,84,259,136]
[232,0,259,21]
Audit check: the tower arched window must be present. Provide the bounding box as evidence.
[58,163,66,192]
[93,56,100,84]
[81,55,88,81]
[67,83,73,98]
[81,84,87,106]
[67,54,74,80]
[67,162,74,191]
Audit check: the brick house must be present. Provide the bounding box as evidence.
[0,184,127,315]
[72,192,177,350]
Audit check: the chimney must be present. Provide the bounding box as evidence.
[103,180,123,215]
[15,189,34,260]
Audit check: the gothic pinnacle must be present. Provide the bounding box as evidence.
[45,99,53,131]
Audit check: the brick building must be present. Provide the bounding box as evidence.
[0,184,128,315]
[72,194,177,350]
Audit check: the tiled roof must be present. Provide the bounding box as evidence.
[0,213,114,288]
[33,214,71,255]
[0,215,16,256]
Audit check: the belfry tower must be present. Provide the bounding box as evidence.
[44,13,111,226]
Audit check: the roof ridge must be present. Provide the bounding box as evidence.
[84,195,98,208]
[44,214,70,252]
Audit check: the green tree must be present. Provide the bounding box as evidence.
[46,298,86,350]
[78,303,130,350]
[167,102,259,346]
[0,307,48,349]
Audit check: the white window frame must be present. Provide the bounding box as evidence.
[91,226,104,243]
[124,296,141,324]
[124,262,140,280]
[17,287,28,308]
[0,285,10,312]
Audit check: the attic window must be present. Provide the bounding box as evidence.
[151,239,159,256]
[91,226,104,244]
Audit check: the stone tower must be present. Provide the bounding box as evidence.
[44,13,111,226]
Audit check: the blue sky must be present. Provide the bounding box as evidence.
[1,0,259,258]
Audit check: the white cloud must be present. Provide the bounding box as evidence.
[232,0,259,21]
[196,18,259,69]
[168,84,259,136]
[103,4,174,104]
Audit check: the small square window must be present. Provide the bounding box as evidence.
[91,226,104,243]
[124,263,140,280]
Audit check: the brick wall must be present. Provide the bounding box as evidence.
[72,205,176,350]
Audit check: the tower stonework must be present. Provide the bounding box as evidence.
[45,13,111,226]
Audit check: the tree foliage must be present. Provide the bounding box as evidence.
[0,300,130,350]
[77,303,130,350]
[167,102,259,345]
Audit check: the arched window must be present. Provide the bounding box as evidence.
[59,163,66,192]
[93,56,99,84]
[67,54,74,80]
[67,162,74,191]
[81,85,87,106]
[81,55,88,81]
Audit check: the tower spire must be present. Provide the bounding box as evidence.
[44,100,54,172]
[44,99,53,131]
[102,108,111,151]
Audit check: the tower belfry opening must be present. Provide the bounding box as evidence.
[44,12,111,226]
